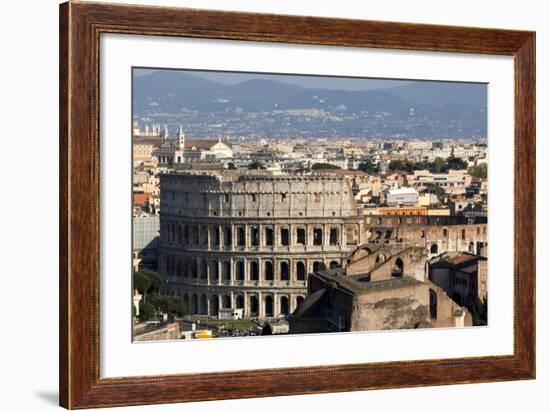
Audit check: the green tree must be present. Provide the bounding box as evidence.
[468,163,488,179]
[431,157,447,173]
[149,294,188,319]
[469,297,488,326]
[141,270,163,294]
[424,183,445,198]
[388,160,406,171]
[133,271,151,301]
[139,301,156,321]
[248,161,266,170]
[226,162,237,170]
[311,162,340,170]
[358,159,378,174]
[446,155,468,170]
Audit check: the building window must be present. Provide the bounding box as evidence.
[461,229,466,240]
[314,193,321,203]
[212,227,220,246]
[250,261,259,281]
[281,193,287,202]
[224,193,229,203]
[250,226,260,246]
[264,296,274,317]
[222,261,231,281]
[280,261,290,281]
[443,228,448,237]
[251,193,256,202]
[235,261,245,281]
[264,261,274,281]
[280,296,289,316]
[296,262,306,281]
[237,227,246,246]
[224,226,232,246]
[313,228,323,246]
[280,227,290,246]
[430,243,438,254]
[296,228,306,245]
[265,227,274,246]
[329,228,339,245]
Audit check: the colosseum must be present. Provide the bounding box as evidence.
[158,171,365,320]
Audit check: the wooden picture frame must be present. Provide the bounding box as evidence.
[59,1,535,408]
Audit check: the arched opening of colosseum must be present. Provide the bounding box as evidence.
[176,225,182,243]
[443,228,448,237]
[280,227,290,246]
[296,262,306,281]
[237,227,246,246]
[210,261,219,281]
[296,296,305,308]
[202,226,209,246]
[222,261,231,281]
[375,230,382,241]
[430,244,439,254]
[249,296,259,316]
[235,261,245,281]
[329,260,340,269]
[212,227,220,246]
[200,295,207,315]
[176,259,182,276]
[250,226,260,246]
[236,295,244,309]
[222,295,231,309]
[375,253,386,265]
[280,261,290,281]
[210,295,219,316]
[429,289,438,319]
[461,229,466,240]
[250,261,259,281]
[296,227,306,245]
[191,294,198,314]
[224,226,232,246]
[392,258,404,277]
[329,228,339,245]
[183,225,190,244]
[192,226,199,244]
[191,259,198,278]
[468,242,475,253]
[265,227,274,246]
[313,228,323,246]
[264,296,274,317]
[264,261,274,281]
[280,296,289,316]
[200,260,208,279]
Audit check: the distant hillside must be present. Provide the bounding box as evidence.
[132,70,487,139]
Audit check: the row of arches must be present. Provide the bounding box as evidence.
[161,221,352,249]
[174,292,306,318]
[162,256,341,283]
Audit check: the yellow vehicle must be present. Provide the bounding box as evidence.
[194,330,213,339]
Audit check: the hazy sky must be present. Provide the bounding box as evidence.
[133,68,418,91]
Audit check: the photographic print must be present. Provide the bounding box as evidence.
[131,68,488,342]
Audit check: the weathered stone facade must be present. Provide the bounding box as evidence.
[158,172,364,319]
[363,214,488,258]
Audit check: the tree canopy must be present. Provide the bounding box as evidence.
[311,162,341,170]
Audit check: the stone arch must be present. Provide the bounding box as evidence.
[210,260,219,282]
[468,241,475,253]
[430,243,439,254]
[222,261,231,281]
[280,296,289,316]
[249,295,259,317]
[222,295,231,309]
[235,295,244,310]
[250,260,259,281]
[280,261,290,281]
[200,260,208,279]
[313,261,325,272]
[392,258,404,277]
[210,295,219,316]
[264,260,274,281]
[191,294,198,314]
[296,261,306,281]
[296,295,305,308]
[235,260,245,281]
[200,294,207,315]
[264,295,274,317]
[329,260,340,269]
